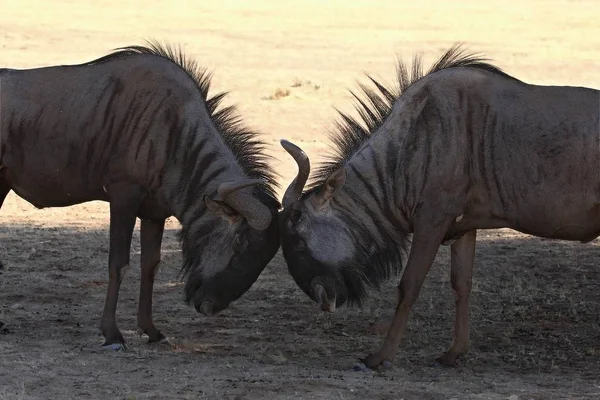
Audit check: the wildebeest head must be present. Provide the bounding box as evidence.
[279,140,358,312]
[279,139,408,312]
[181,179,280,316]
[280,195,351,313]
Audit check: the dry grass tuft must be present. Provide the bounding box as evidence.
[290,78,320,91]
[262,88,291,100]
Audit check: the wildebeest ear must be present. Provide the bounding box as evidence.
[313,168,346,209]
[204,195,241,223]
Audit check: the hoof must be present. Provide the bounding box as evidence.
[432,357,460,368]
[353,361,394,372]
[138,327,167,344]
[360,353,394,371]
[102,342,127,352]
[150,336,174,347]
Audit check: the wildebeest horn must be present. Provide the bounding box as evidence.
[281,139,311,208]
[217,179,272,231]
[313,283,336,313]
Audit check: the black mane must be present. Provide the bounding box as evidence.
[308,43,517,190]
[88,41,280,203]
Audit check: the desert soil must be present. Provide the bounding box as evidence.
[1,0,599,399]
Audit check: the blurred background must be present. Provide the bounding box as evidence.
[3,0,599,191]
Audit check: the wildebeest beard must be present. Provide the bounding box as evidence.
[179,200,280,311]
[179,220,223,303]
[281,214,409,306]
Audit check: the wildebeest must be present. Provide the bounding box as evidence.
[279,45,600,369]
[0,43,280,349]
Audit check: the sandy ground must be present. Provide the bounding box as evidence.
[1,0,599,398]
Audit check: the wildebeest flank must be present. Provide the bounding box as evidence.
[0,43,281,349]
[279,45,600,370]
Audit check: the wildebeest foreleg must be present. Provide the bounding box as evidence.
[0,178,10,208]
[100,184,144,350]
[362,217,452,370]
[0,178,9,330]
[436,229,476,367]
[137,218,166,343]
[0,179,10,265]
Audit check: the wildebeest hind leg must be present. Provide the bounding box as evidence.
[436,229,476,367]
[137,218,167,343]
[99,184,144,350]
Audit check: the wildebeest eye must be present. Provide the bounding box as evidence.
[294,237,306,251]
[289,209,302,224]
[232,235,243,253]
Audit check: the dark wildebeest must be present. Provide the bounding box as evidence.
[279,45,600,369]
[0,43,280,349]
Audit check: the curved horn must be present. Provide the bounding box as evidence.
[217,179,272,231]
[217,179,264,198]
[313,282,336,313]
[280,139,311,208]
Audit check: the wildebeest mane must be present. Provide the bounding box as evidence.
[86,41,280,203]
[296,44,518,303]
[308,43,517,190]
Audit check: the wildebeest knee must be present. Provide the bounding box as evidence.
[116,264,130,284]
[396,279,422,306]
[450,274,472,298]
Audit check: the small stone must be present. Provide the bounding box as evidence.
[352,363,373,373]
[381,360,393,370]
[102,343,126,352]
